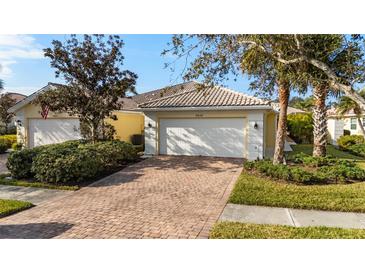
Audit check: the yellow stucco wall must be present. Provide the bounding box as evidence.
[15,103,144,146]
[265,112,276,148]
[106,111,144,143]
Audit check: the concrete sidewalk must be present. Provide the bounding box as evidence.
[220,204,365,229]
[0,185,70,205]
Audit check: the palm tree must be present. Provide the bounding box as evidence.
[336,90,365,136]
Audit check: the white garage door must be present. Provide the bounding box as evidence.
[159,118,245,158]
[29,119,82,148]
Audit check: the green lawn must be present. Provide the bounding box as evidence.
[229,173,365,212]
[0,174,79,191]
[0,199,33,218]
[210,222,365,239]
[287,144,364,160]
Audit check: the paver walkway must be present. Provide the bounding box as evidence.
[220,204,365,229]
[0,156,243,239]
[0,153,8,174]
[0,185,70,205]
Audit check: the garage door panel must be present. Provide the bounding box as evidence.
[159,118,245,158]
[29,119,81,147]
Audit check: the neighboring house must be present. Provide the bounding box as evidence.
[137,82,277,160]
[8,83,144,148]
[9,81,278,160]
[327,107,362,145]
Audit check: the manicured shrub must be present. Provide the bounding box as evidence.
[292,152,336,167]
[287,113,313,144]
[244,160,314,184]
[30,140,137,184]
[6,146,47,179]
[243,157,365,184]
[337,135,364,150]
[11,142,23,151]
[32,145,104,184]
[0,134,17,149]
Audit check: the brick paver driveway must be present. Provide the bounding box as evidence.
[0,156,243,239]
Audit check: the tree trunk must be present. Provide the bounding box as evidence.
[312,84,328,157]
[273,80,290,165]
[357,117,365,136]
[90,121,99,144]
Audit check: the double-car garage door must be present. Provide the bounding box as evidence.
[159,118,245,158]
[29,119,81,148]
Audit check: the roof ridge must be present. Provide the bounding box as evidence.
[218,85,269,105]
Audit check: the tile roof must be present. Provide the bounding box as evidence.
[137,82,270,109]
[132,81,197,105]
[271,103,307,114]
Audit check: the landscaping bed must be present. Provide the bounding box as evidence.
[0,199,33,218]
[210,222,365,239]
[5,140,139,188]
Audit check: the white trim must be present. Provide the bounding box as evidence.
[139,106,273,112]
[8,83,58,113]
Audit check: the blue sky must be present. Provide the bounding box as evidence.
[0,34,305,100]
[0,34,255,97]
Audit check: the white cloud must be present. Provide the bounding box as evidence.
[0,35,44,78]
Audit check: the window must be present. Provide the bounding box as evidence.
[351,118,357,130]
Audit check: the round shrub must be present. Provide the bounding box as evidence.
[31,140,137,184]
[6,146,45,179]
[337,135,364,150]
[32,146,104,184]
[347,144,365,157]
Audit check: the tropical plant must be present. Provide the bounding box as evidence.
[289,96,314,111]
[33,35,138,143]
[287,113,313,144]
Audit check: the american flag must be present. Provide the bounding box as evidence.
[40,105,50,119]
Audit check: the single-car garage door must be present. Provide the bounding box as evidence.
[159,118,245,158]
[29,119,82,148]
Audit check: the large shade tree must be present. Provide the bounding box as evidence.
[34,35,138,143]
[0,94,16,133]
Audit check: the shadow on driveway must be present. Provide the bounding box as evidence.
[0,222,74,239]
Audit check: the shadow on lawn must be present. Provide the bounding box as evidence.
[0,222,73,239]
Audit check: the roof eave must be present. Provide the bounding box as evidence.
[137,105,273,112]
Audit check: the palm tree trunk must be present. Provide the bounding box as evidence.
[273,79,290,165]
[313,84,328,157]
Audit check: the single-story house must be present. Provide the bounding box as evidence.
[9,81,278,160]
[327,107,364,145]
[137,82,277,160]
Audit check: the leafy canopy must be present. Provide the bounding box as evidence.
[34,34,137,141]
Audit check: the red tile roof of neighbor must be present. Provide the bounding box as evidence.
[5,92,27,103]
[135,81,270,109]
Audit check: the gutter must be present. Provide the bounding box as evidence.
[136,105,273,112]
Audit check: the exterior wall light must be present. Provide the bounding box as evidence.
[16,120,22,127]
[148,122,152,128]
[254,122,258,129]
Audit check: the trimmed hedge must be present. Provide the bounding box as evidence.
[244,155,365,184]
[7,140,138,185]
[0,134,17,152]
